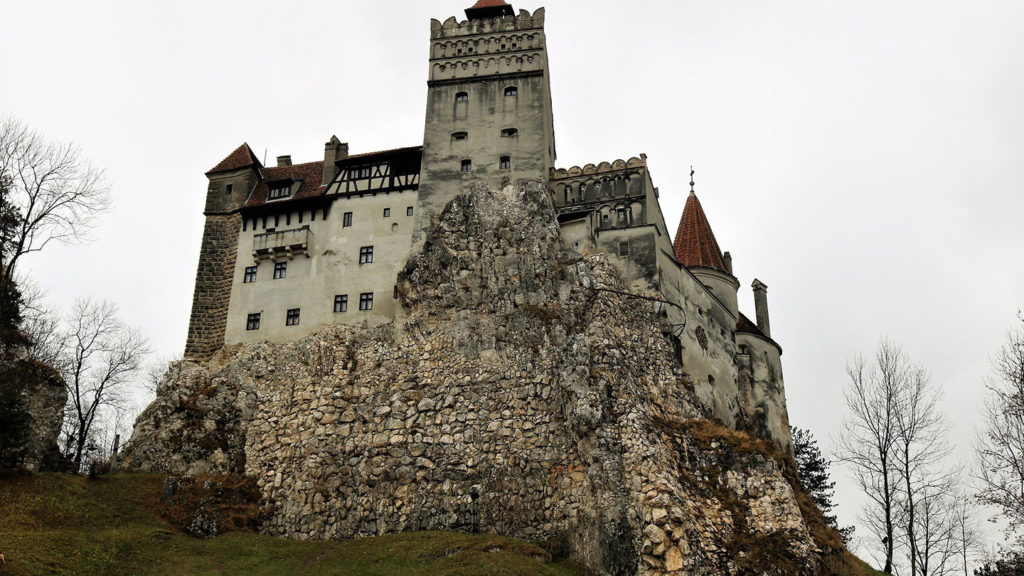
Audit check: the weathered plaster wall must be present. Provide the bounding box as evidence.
[224,189,419,344]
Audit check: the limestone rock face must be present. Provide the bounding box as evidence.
[0,341,66,471]
[123,180,827,575]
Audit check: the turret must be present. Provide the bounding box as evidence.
[672,178,739,318]
[185,143,262,359]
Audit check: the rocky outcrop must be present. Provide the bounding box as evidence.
[0,339,66,471]
[123,180,833,575]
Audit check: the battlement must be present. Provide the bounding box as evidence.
[429,8,544,40]
[551,155,647,180]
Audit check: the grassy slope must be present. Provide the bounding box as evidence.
[0,473,580,576]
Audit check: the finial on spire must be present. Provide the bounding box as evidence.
[689,166,695,193]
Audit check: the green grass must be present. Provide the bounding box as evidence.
[0,473,581,576]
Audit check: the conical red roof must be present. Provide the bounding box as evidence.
[673,191,729,273]
[206,143,261,175]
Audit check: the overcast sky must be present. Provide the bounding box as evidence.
[3,0,1023,566]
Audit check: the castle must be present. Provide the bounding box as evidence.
[183,0,791,452]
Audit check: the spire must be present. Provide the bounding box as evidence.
[673,181,730,274]
[465,0,514,20]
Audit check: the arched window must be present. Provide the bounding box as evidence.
[504,86,518,96]
[451,131,468,141]
[455,92,469,102]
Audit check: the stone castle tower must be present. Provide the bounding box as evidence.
[414,2,556,248]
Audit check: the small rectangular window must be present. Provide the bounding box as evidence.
[393,285,399,299]
[359,246,374,264]
[383,208,391,218]
[246,313,261,331]
[286,308,300,326]
[617,208,626,220]
[273,261,287,279]
[452,131,468,141]
[359,292,374,311]
[501,128,518,137]
[343,212,353,227]
[226,184,233,196]
[499,156,510,170]
[334,294,348,313]
[619,241,629,256]
[461,159,472,172]
[406,206,414,217]
[504,86,518,96]
[243,266,257,283]
[455,92,469,102]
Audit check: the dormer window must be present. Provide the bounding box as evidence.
[455,92,469,102]
[504,86,518,96]
[501,128,518,137]
[452,131,468,141]
[268,182,292,200]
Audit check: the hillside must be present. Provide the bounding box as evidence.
[0,473,581,576]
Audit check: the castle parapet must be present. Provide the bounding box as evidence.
[430,7,544,39]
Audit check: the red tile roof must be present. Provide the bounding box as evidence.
[243,161,325,209]
[470,0,509,7]
[207,143,261,175]
[673,191,729,273]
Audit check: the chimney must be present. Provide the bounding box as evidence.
[277,155,292,167]
[752,279,770,337]
[322,135,350,185]
[723,251,733,275]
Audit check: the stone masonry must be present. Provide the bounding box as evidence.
[184,212,241,360]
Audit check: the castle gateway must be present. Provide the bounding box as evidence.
[183,0,790,451]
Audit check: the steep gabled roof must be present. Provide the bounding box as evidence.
[673,191,729,273]
[243,161,325,209]
[207,143,261,176]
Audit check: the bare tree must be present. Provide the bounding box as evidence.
[950,489,983,576]
[976,313,1024,545]
[893,364,953,576]
[908,475,960,576]
[836,342,903,574]
[58,298,148,467]
[0,118,109,323]
[15,276,63,365]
